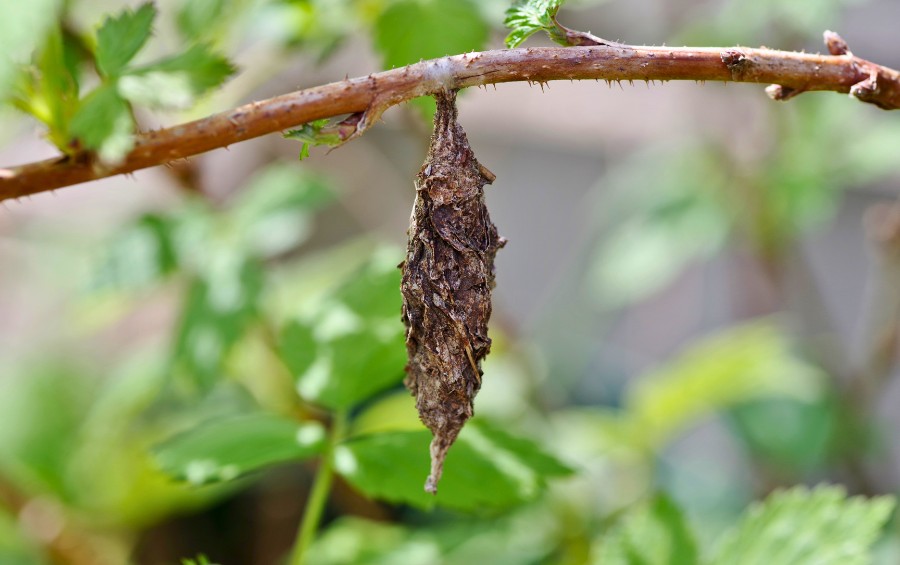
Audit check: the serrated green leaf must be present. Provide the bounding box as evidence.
[154,413,326,485]
[594,493,699,565]
[279,255,406,410]
[335,421,571,511]
[374,0,488,119]
[710,485,895,565]
[95,2,156,77]
[120,44,236,109]
[627,322,824,450]
[503,0,566,48]
[69,83,134,163]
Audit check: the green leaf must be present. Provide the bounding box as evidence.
[594,494,699,565]
[373,0,488,119]
[154,413,326,485]
[95,2,156,77]
[229,163,334,257]
[120,44,236,109]
[350,391,423,437]
[626,322,824,450]
[69,83,134,163]
[284,119,344,161]
[710,485,895,565]
[503,0,566,48]
[279,254,407,410]
[172,258,264,390]
[335,421,571,511]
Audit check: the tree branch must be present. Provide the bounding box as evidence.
[2,32,898,202]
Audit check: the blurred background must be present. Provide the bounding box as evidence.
[2,0,900,563]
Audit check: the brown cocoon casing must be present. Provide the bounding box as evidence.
[400,89,505,494]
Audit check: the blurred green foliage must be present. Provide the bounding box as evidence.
[1,0,900,564]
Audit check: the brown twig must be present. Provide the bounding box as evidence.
[2,31,898,202]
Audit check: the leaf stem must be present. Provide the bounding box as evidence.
[289,409,348,565]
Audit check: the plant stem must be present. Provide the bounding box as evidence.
[289,409,348,565]
[2,32,900,202]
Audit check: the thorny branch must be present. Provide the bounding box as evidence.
[2,31,899,202]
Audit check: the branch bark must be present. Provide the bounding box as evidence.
[2,33,899,202]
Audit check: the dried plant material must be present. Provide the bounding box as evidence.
[400,89,505,494]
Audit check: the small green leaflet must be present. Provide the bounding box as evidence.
[95,2,156,77]
[68,84,135,163]
[154,413,326,485]
[504,0,567,48]
[284,119,344,160]
[710,485,895,565]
